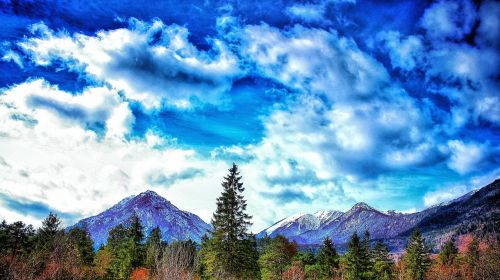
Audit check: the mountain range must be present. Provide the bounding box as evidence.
[71,190,211,249]
[258,179,499,251]
[71,179,499,251]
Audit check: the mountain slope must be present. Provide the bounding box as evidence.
[259,179,499,250]
[71,190,211,248]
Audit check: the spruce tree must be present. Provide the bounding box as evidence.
[127,214,145,267]
[346,232,363,280]
[438,240,458,266]
[403,229,430,280]
[209,163,259,278]
[67,225,95,264]
[317,237,339,277]
[145,226,164,269]
[371,240,393,280]
[35,212,63,251]
[360,230,373,279]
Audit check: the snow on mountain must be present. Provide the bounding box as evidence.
[259,201,437,245]
[70,190,211,249]
[258,179,499,250]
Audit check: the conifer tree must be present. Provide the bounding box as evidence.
[67,225,95,264]
[371,240,393,280]
[360,230,373,279]
[465,236,479,270]
[403,229,430,280]
[346,232,363,280]
[145,226,164,269]
[438,240,458,266]
[127,214,145,267]
[208,163,259,278]
[35,212,63,251]
[317,237,339,278]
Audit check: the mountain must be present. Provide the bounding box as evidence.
[259,179,499,251]
[71,190,211,248]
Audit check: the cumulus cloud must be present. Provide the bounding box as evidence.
[286,3,327,23]
[420,0,477,40]
[16,19,241,109]
[376,31,424,71]
[446,140,486,174]
[232,24,438,180]
[423,184,468,207]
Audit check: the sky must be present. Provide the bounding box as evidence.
[0,0,499,232]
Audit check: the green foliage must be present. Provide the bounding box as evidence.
[403,229,431,280]
[346,232,363,280]
[371,240,393,280]
[145,226,165,269]
[294,250,316,266]
[0,220,35,257]
[104,215,146,280]
[67,226,95,264]
[317,237,339,278]
[203,163,260,279]
[35,212,63,252]
[258,235,297,279]
[438,240,458,266]
[465,236,480,269]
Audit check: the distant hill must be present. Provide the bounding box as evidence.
[258,179,499,251]
[70,190,211,249]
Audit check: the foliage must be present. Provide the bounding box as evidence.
[259,235,297,280]
[402,229,431,280]
[316,237,339,278]
[202,163,260,279]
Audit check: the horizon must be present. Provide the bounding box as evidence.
[0,0,499,232]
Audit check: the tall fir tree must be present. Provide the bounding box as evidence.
[35,212,63,252]
[208,163,259,279]
[67,225,95,264]
[360,230,373,279]
[403,229,431,280]
[346,232,363,280]
[145,226,164,269]
[438,240,458,266]
[317,237,339,278]
[371,240,393,280]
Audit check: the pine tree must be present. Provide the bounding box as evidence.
[371,240,393,280]
[127,214,145,267]
[67,225,95,264]
[346,232,363,280]
[465,236,479,270]
[360,230,373,279]
[438,240,458,266]
[208,163,259,278]
[403,229,431,280]
[145,226,164,269]
[317,237,339,278]
[35,212,63,251]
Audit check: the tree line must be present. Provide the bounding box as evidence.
[1,163,499,279]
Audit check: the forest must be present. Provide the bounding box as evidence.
[1,164,499,280]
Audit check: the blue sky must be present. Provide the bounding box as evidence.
[0,0,498,231]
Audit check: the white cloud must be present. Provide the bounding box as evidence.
[420,0,477,40]
[447,140,485,174]
[376,31,424,71]
[17,20,242,109]
[0,79,229,227]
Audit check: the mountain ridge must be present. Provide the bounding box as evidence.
[71,190,211,249]
[258,179,499,251]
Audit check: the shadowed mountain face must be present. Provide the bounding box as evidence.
[71,190,211,249]
[258,179,499,251]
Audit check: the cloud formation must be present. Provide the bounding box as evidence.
[17,20,241,109]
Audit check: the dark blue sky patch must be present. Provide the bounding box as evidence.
[0,192,80,223]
